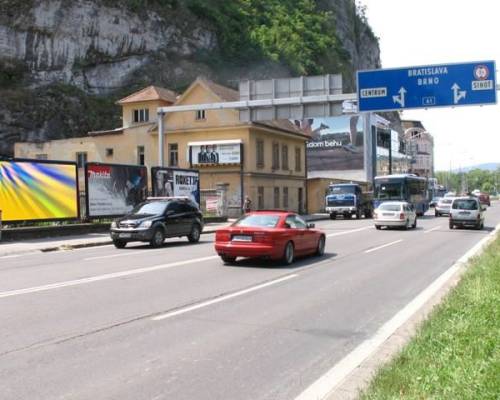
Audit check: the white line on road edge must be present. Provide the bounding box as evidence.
[0,256,219,299]
[294,224,500,400]
[424,226,442,234]
[327,226,372,238]
[152,274,299,321]
[364,239,403,253]
[84,251,146,261]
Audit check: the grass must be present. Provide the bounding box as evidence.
[359,234,500,400]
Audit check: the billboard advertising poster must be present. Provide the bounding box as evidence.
[151,167,200,205]
[190,142,241,166]
[301,115,364,172]
[0,159,79,222]
[86,163,148,218]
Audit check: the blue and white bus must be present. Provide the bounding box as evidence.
[373,174,429,216]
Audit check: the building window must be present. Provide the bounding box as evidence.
[76,152,87,168]
[35,154,48,160]
[258,186,264,210]
[137,146,145,166]
[105,148,114,157]
[272,142,280,170]
[133,108,149,123]
[274,187,280,209]
[295,147,302,172]
[169,143,178,167]
[283,187,289,209]
[256,139,264,169]
[195,110,206,120]
[282,144,289,170]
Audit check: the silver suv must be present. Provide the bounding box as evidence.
[449,196,485,230]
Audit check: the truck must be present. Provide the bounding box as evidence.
[325,183,373,220]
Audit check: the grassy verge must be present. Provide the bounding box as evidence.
[360,234,500,400]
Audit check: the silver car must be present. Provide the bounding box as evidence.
[449,197,485,230]
[435,197,453,217]
[374,201,417,230]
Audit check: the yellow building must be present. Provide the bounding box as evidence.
[15,78,309,216]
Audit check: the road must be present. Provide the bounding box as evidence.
[1,204,499,400]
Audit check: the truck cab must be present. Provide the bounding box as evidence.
[325,183,373,220]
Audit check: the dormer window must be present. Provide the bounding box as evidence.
[195,109,206,121]
[133,108,149,123]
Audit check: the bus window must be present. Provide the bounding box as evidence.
[375,183,402,200]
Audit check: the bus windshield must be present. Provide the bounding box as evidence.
[375,182,403,200]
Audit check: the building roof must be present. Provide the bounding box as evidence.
[117,85,178,105]
[88,127,124,136]
[401,120,426,130]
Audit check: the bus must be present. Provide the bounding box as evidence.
[373,174,429,216]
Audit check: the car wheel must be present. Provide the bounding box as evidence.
[375,225,381,230]
[221,255,236,264]
[356,210,361,219]
[316,235,325,256]
[113,240,126,249]
[282,241,294,265]
[449,220,454,229]
[412,217,417,229]
[365,209,372,219]
[435,210,438,217]
[329,213,336,220]
[188,224,201,243]
[150,227,165,248]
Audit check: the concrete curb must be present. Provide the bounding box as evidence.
[321,223,500,400]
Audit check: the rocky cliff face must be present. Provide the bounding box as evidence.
[0,0,380,156]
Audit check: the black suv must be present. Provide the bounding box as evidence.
[110,197,204,248]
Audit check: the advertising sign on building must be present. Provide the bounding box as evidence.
[85,163,148,218]
[151,167,200,205]
[301,115,365,180]
[0,159,79,222]
[189,141,241,166]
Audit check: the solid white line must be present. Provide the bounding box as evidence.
[0,254,23,259]
[152,274,299,321]
[326,226,372,238]
[84,251,145,261]
[424,226,442,234]
[294,224,500,400]
[0,255,218,299]
[365,239,403,253]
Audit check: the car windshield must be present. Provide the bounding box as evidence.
[441,199,453,204]
[452,199,478,210]
[378,204,401,212]
[131,201,167,215]
[375,182,403,200]
[233,214,280,228]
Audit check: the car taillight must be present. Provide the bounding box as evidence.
[253,232,272,243]
[216,230,230,242]
[399,213,405,220]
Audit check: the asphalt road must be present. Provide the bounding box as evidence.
[1,204,499,400]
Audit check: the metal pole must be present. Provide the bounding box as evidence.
[158,111,165,167]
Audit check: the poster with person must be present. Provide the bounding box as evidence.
[191,142,240,165]
[151,167,200,206]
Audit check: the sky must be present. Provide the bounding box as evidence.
[358,0,500,171]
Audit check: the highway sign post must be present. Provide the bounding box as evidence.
[357,61,497,112]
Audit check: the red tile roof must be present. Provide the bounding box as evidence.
[117,85,178,105]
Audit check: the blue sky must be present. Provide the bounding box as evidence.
[358,0,500,171]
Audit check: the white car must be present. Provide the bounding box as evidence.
[435,197,453,217]
[374,201,417,230]
[449,196,486,230]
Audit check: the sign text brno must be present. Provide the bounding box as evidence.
[357,61,497,112]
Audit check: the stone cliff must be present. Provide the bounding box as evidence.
[0,0,380,155]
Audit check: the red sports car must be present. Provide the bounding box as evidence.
[214,211,326,265]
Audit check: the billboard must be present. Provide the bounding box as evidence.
[0,159,79,222]
[301,115,364,175]
[85,163,148,218]
[151,167,200,205]
[190,142,241,166]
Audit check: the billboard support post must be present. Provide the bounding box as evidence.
[158,111,165,167]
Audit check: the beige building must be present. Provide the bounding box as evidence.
[401,120,434,178]
[15,78,309,216]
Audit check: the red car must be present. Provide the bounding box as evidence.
[477,193,491,207]
[214,211,326,265]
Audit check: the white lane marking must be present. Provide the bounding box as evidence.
[84,251,145,261]
[424,226,442,234]
[0,256,218,299]
[326,226,372,238]
[294,223,500,400]
[365,239,403,253]
[153,274,299,321]
[0,254,23,259]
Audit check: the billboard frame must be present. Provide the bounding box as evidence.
[150,166,201,204]
[0,157,80,223]
[84,161,148,220]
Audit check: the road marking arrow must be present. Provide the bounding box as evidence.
[392,87,406,108]
[452,83,466,104]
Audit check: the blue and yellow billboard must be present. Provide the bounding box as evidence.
[0,160,79,222]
